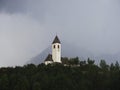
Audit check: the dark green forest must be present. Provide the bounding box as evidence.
[0,57,120,90]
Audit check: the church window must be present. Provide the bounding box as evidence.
[54,45,55,48]
[58,45,59,48]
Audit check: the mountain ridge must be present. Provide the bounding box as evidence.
[27,42,120,65]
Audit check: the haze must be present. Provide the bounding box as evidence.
[0,0,120,66]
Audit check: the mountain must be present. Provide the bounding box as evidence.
[27,47,51,65]
[27,42,94,65]
[27,42,120,65]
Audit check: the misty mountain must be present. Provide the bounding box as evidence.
[27,42,120,65]
[27,42,93,65]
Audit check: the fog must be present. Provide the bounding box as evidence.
[0,0,120,66]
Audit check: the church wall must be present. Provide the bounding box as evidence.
[52,43,61,63]
[45,61,53,65]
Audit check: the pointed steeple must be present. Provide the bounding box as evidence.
[52,35,61,44]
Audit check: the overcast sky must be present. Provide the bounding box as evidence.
[0,0,120,66]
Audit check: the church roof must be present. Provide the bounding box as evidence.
[52,36,61,44]
[44,54,53,61]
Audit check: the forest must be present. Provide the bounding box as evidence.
[0,57,120,90]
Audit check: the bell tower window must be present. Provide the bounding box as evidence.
[58,45,59,48]
[54,45,55,48]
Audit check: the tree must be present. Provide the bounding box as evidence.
[80,61,86,66]
[115,61,119,71]
[110,63,115,71]
[99,60,109,71]
[14,76,29,90]
[33,82,41,90]
[61,57,69,64]
[69,57,79,65]
[73,57,79,65]
[0,74,9,90]
[87,58,94,65]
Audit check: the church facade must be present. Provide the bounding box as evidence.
[44,36,62,65]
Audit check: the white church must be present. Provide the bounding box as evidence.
[44,36,62,65]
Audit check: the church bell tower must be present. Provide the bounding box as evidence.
[52,36,61,63]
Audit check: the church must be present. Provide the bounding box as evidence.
[44,36,62,65]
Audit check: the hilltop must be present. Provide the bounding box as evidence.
[0,58,120,90]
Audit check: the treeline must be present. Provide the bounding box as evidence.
[0,57,120,90]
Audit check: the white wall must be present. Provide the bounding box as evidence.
[52,43,61,63]
[45,61,53,65]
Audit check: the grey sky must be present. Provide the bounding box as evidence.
[0,0,120,66]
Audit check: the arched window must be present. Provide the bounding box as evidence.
[54,45,55,48]
[58,45,59,48]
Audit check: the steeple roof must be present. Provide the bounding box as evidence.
[52,35,61,44]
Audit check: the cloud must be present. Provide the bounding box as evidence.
[0,12,47,66]
[0,0,120,66]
